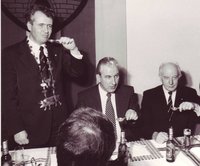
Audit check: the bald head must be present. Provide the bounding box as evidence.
[96,57,120,93]
[159,62,182,92]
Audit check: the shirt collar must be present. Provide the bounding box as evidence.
[98,84,108,97]
[27,37,46,51]
[162,85,176,95]
[162,85,177,105]
[27,37,48,58]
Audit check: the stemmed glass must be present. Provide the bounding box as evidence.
[12,146,26,165]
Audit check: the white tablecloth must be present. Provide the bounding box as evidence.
[9,135,200,166]
[128,135,200,166]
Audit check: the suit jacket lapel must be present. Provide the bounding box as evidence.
[94,85,103,112]
[46,42,57,77]
[174,86,184,107]
[19,40,40,77]
[115,89,124,117]
[158,86,169,112]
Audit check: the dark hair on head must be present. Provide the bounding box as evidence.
[56,107,116,166]
[25,4,55,23]
[96,57,119,75]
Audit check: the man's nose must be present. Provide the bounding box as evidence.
[43,25,50,32]
[111,77,116,85]
[169,78,174,85]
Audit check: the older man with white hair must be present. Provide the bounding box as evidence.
[139,62,199,143]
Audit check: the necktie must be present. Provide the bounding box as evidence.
[39,46,49,79]
[167,91,173,112]
[105,93,117,136]
[167,91,173,122]
[38,47,61,110]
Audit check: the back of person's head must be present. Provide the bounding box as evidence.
[96,57,119,75]
[56,107,116,166]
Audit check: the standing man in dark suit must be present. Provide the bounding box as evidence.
[77,57,139,142]
[139,62,199,143]
[2,4,86,148]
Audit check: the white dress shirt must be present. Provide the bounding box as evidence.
[27,38,47,64]
[162,86,177,106]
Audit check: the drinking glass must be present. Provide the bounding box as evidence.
[12,146,25,165]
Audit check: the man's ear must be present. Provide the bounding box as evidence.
[159,76,162,82]
[96,74,101,84]
[27,21,32,32]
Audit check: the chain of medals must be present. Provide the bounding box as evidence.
[39,57,62,110]
[29,43,62,110]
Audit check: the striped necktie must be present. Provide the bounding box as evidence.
[167,91,174,122]
[105,93,117,137]
[167,91,173,112]
[39,46,49,79]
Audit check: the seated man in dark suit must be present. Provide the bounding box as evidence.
[179,92,200,134]
[56,107,116,166]
[139,62,199,143]
[76,57,139,142]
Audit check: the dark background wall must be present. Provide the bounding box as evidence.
[1,0,96,111]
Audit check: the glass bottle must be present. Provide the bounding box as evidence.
[117,131,128,166]
[1,140,12,166]
[166,127,175,162]
[183,128,191,149]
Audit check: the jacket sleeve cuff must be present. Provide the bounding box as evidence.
[70,47,83,59]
